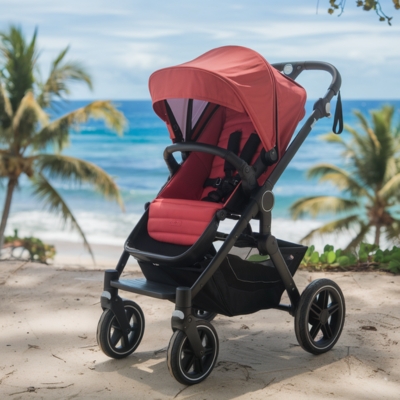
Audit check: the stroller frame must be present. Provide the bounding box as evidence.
[98,58,345,385]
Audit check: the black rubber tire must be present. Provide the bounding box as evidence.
[295,279,345,355]
[192,308,217,322]
[97,299,145,359]
[167,320,219,385]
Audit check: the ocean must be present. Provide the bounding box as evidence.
[2,99,400,250]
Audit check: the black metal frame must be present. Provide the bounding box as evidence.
[100,60,342,356]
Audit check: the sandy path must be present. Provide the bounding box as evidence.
[0,261,399,399]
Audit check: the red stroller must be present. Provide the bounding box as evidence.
[97,46,345,385]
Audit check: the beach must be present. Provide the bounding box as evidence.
[1,253,400,399]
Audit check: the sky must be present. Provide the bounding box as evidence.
[1,0,400,100]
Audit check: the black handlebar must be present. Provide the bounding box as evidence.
[164,142,258,194]
[272,61,341,103]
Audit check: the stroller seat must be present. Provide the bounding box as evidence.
[148,198,223,246]
[147,108,263,246]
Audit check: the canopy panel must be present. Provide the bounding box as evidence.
[149,46,306,154]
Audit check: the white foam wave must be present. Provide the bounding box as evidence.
[5,210,383,253]
[5,210,142,246]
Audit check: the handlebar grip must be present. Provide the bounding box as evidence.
[272,61,341,101]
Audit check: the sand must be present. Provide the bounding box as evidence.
[1,249,400,399]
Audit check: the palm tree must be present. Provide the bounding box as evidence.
[0,25,126,260]
[290,105,400,250]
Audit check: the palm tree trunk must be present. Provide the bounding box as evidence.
[0,177,18,252]
[374,224,381,247]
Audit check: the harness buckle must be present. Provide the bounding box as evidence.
[215,177,222,187]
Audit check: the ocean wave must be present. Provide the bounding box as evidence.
[4,210,380,253]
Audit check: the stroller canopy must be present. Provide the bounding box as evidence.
[149,45,306,153]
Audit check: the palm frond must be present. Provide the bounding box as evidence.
[30,172,95,263]
[290,195,359,219]
[0,84,13,143]
[379,173,400,201]
[354,110,381,152]
[38,46,92,107]
[0,82,12,122]
[33,100,126,151]
[384,218,400,246]
[0,25,38,113]
[344,222,371,251]
[343,123,369,154]
[36,154,124,210]
[12,91,48,149]
[306,163,371,198]
[320,132,351,150]
[300,214,362,243]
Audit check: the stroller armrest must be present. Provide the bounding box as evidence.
[164,142,258,195]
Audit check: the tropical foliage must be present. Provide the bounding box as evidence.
[326,0,400,25]
[3,229,56,264]
[301,243,400,274]
[0,25,126,261]
[290,105,400,250]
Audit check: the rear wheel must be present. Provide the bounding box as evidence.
[97,299,145,359]
[167,320,219,385]
[295,279,345,355]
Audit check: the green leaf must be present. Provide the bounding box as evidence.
[338,256,350,266]
[310,251,320,264]
[320,253,327,263]
[349,254,358,265]
[374,249,384,262]
[324,244,334,252]
[327,251,336,264]
[361,243,379,254]
[359,251,368,262]
[304,245,315,258]
[390,252,400,261]
[388,260,400,273]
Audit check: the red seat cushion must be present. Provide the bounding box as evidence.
[148,198,223,246]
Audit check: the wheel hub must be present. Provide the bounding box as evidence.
[320,309,329,325]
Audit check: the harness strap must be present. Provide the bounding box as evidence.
[238,133,261,164]
[224,130,242,177]
[202,131,262,203]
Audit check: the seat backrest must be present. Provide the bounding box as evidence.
[158,106,263,204]
[201,108,263,202]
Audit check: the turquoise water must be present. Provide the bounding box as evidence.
[2,99,400,245]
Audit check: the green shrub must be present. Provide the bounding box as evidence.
[4,231,56,263]
[301,242,399,274]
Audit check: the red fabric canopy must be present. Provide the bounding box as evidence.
[149,45,306,154]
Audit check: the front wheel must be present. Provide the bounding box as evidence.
[295,279,345,355]
[192,308,217,322]
[167,320,219,385]
[97,299,145,359]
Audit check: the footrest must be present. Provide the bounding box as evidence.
[111,278,176,300]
